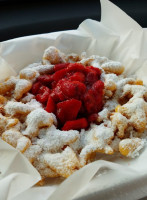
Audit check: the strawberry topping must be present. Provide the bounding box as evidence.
[57,99,82,124]
[62,118,88,131]
[31,63,104,130]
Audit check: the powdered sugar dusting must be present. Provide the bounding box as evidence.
[26,99,42,109]
[98,108,109,122]
[5,101,34,116]
[25,62,41,69]
[4,99,41,116]
[1,46,147,181]
[42,46,67,65]
[14,79,32,99]
[36,127,79,153]
[23,144,42,163]
[16,136,31,152]
[23,108,54,137]
[43,146,80,177]
[119,138,145,158]
[21,93,35,103]
[34,65,54,74]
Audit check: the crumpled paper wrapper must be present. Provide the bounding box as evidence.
[1,0,147,199]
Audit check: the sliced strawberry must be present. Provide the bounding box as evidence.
[38,86,50,94]
[85,68,98,87]
[50,80,57,89]
[87,66,101,76]
[69,72,85,82]
[50,82,67,102]
[37,75,53,84]
[95,95,103,112]
[87,113,98,123]
[78,104,86,116]
[67,63,87,74]
[53,68,67,82]
[83,89,98,114]
[50,91,60,103]
[46,96,56,113]
[62,118,88,131]
[61,80,86,99]
[36,93,48,103]
[36,86,50,103]
[54,63,69,72]
[92,80,104,95]
[31,82,42,95]
[57,99,82,124]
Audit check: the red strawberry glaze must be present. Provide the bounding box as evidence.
[31,63,104,131]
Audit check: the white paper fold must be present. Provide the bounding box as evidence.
[1,0,147,199]
[0,140,41,200]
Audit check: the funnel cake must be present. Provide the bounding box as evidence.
[0,46,146,184]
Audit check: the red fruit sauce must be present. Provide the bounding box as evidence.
[31,63,104,130]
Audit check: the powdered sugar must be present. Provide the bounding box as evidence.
[110,137,121,152]
[19,68,39,80]
[4,99,41,116]
[23,144,42,163]
[21,93,35,103]
[33,65,54,74]
[23,108,54,137]
[14,79,32,99]
[2,129,22,147]
[42,46,67,65]
[5,101,34,116]
[119,138,145,158]
[122,84,147,101]
[98,108,109,122]
[94,124,114,143]
[36,127,79,153]
[25,62,41,69]
[43,146,80,177]
[19,63,54,82]
[16,136,31,152]
[104,99,118,112]
[102,61,122,69]
[26,99,42,109]
[33,155,58,178]
[79,55,108,69]
[0,76,16,95]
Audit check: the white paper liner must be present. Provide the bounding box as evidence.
[0,140,41,200]
[0,0,147,199]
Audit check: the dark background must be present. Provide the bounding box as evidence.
[0,0,147,42]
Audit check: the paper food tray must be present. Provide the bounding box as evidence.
[0,0,147,199]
